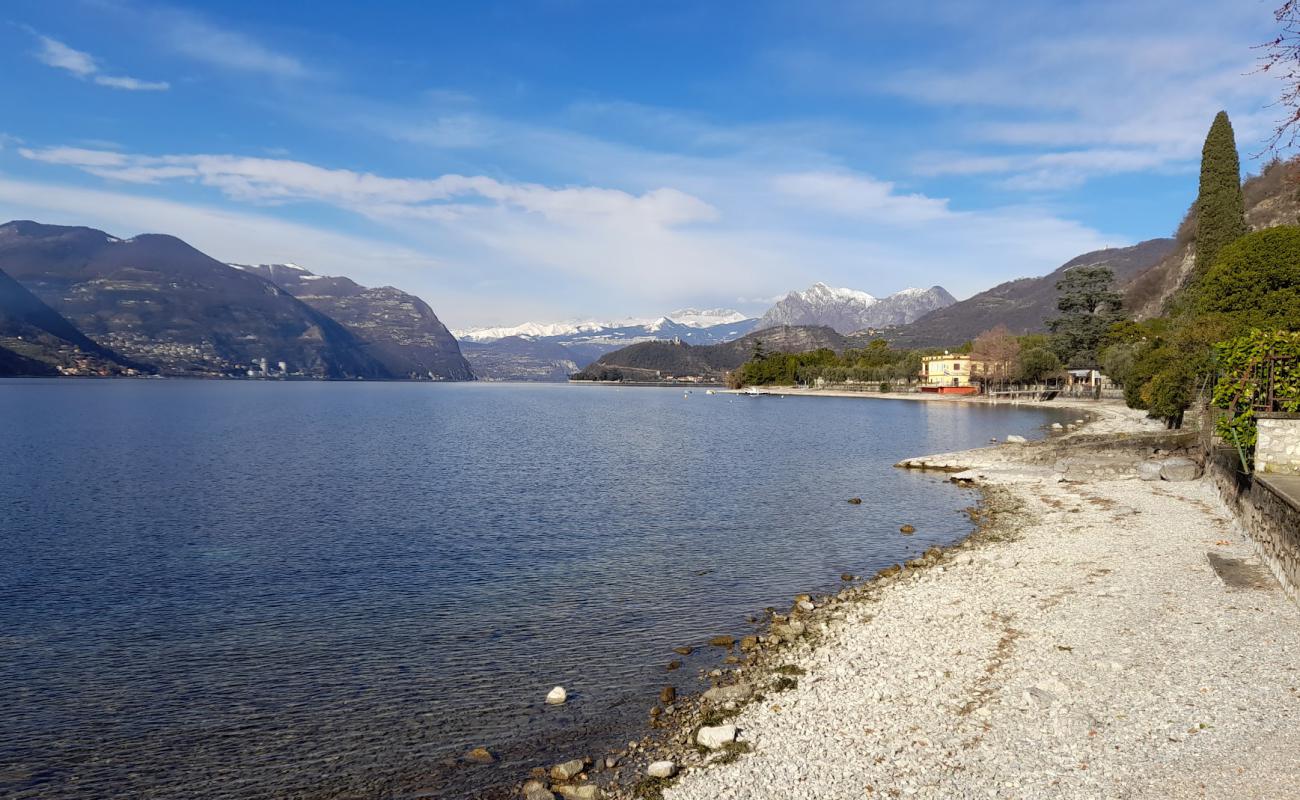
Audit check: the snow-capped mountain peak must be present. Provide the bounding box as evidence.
[454,308,752,342]
[756,283,955,334]
[665,308,749,328]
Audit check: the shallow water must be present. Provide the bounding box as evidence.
[0,380,1072,799]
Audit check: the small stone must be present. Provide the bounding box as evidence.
[739,635,759,651]
[647,760,677,778]
[796,600,815,613]
[673,646,694,655]
[546,686,568,705]
[463,746,496,764]
[659,685,676,704]
[900,524,916,534]
[709,635,735,648]
[848,497,863,504]
[550,758,586,781]
[1006,434,1027,443]
[840,573,856,582]
[697,724,738,750]
[554,786,599,800]
[666,660,681,671]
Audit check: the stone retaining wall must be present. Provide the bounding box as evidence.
[1209,447,1300,605]
[1256,413,1300,475]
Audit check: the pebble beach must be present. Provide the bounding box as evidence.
[537,399,1300,800]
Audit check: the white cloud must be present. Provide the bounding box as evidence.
[772,172,951,224]
[31,33,169,91]
[34,35,97,77]
[776,1,1277,188]
[18,146,720,228]
[148,8,309,78]
[93,75,170,91]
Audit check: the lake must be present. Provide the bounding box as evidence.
[0,380,1073,799]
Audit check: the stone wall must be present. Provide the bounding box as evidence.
[1256,413,1300,475]
[1209,447,1300,605]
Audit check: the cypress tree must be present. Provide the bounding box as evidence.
[1194,111,1246,274]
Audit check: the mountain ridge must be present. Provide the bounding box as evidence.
[756,283,956,334]
[233,263,473,380]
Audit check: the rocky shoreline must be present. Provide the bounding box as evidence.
[501,400,1300,800]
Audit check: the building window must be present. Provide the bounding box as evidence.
[953,363,961,371]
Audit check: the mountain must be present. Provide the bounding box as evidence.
[0,221,391,379]
[232,263,472,380]
[876,239,1177,349]
[458,337,581,382]
[455,310,759,381]
[572,325,854,382]
[756,284,956,334]
[0,265,143,376]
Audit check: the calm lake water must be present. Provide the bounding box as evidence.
[0,381,1073,799]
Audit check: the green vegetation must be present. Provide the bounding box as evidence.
[1191,226,1300,328]
[1018,347,1062,383]
[1212,330,1300,451]
[1103,112,1297,429]
[1194,111,1247,275]
[730,340,919,387]
[1046,266,1124,368]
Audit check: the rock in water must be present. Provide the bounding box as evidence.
[709,635,735,648]
[647,760,677,778]
[900,524,916,534]
[554,786,599,800]
[463,746,495,764]
[672,645,693,655]
[545,686,568,705]
[659,686,676,704]
[1159,457,1201,481]
[696,724,738,750]
[1006,434,1027,443]
[847,497,863,504]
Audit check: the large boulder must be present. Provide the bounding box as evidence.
[1137,461,1163,482]
[702,683,753,703]
[1159,457,1201,482]
[696,724,738,750]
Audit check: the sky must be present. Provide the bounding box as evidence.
[0,0,1288,329]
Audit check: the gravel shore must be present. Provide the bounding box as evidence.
[658,403,1300,800]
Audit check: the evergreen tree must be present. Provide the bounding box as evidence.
[1194,111,1247,274]
[1047,266,1124,368]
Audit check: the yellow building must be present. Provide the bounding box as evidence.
[919,353,983,394]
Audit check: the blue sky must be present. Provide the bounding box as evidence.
[0,0,1285,328]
